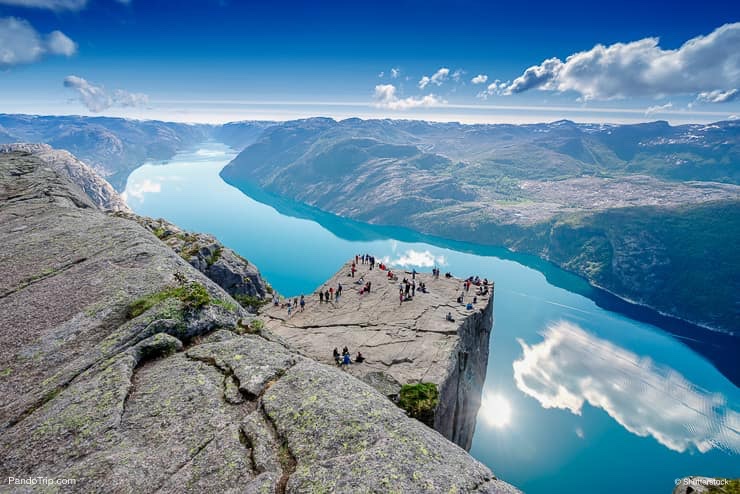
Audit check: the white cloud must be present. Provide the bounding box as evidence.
[0,17,77,68]
[513,321,740,454]
[696,89,739,103]
[451,69,464,82]
[46,30,77,56]
[645,102,673,115]
[112,88,148,107]
[471,74,488,85]
[388,249,447,268]
[373,84,445,110]
[63,75,149,113]
[380,68,401,79]
[504,23,740,101]
[419,67,450,89]
[0,0,87,9]
[477,79,508,99]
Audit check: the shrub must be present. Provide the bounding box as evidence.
[398,382,439,427]
[234,294,269,313]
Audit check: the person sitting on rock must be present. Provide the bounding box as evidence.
[466,302,474,310]
[355,351,365,363]
[445,272,452,278]
[333,347,341,365]
[446,312,455,322]
[457,295,464,304]
[342,352,351,367]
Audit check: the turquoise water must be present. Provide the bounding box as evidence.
[124,143,739,493]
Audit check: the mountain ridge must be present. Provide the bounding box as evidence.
[220,117,740,334]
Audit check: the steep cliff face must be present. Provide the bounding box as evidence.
[0,152,519,493]
[434,290,493,450]
[0,143,130,212]
[261,261,495,451]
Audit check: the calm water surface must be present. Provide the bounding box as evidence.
[124,143,739,494]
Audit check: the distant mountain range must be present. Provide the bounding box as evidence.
[0,114,272,190]
[2,113,738,333]
[220,117,740,334]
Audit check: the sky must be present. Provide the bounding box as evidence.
[0,0,739,124]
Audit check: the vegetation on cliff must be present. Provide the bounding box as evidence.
[399,383,440,427]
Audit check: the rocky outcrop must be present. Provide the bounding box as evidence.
[115,213,270,304]
[0,152,519,493]
[0,143,130,212]
[261,261,494,451]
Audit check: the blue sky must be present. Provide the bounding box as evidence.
[0,0,739,124]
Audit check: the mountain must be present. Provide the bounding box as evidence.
[0,114,217,190]
[221,118,740,333]
[0,149,518,493]
[212,120,276,150]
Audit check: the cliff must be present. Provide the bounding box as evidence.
[0,151,519,493]
[260,261,494,451]
[0,143,130,212]
[220,117,740,335]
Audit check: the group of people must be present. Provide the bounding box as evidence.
[319,283,343,304]
[356,277,372,295]
[333,346,365,367]
[398,277,419,305]
[284,294,306,317]
[454,274,492,309]
[356,254,377,269]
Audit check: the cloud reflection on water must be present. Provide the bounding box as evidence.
[385,248,447,268]
[513,321,740,454]
[121,178,161,202]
